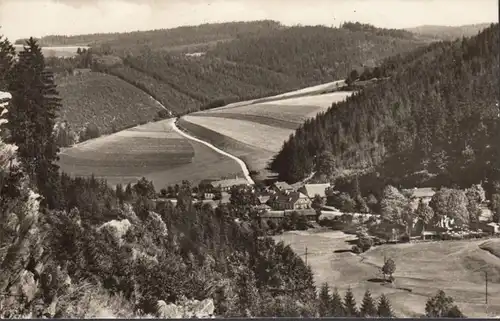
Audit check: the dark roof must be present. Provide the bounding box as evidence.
[269,191,309,204]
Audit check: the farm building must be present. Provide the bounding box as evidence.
[210,177,249,192]
[271,181,295,193]
[268,190,311,210]
[404,187,436,209]
[298,183,331,200]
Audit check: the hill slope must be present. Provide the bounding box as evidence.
[45,21,430,119]
[270,24,499,192]
[179,89,354,181]
[58,118,243,188]
[406,23,493,41]
[55,71,167,144]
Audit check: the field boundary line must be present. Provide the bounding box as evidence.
[171,118,255,185]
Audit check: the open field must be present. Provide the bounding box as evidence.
[272,231,500,318]
[55,71,166,137]
[180,91,353,179]
[58,119,243,188]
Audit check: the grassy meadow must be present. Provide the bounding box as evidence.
[272,230,500,318]
[58,119,243,189]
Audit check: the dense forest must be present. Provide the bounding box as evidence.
[15,20,285,54]
[406,23,493,41]
[270,24,499,196]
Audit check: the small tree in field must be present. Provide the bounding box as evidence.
[382,258,396,282]
[425,290,464,318]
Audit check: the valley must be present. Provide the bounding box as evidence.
[1,13,498,319]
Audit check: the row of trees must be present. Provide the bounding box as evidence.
[270,24,499,191]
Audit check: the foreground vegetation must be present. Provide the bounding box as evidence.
[271,24,499,195]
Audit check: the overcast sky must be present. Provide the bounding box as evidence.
[0,0,497,41]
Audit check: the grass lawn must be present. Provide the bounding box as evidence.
[58,119,243,189]
[272,231,500,318]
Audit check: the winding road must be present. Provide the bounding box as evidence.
[170,118,255,185]
[147,94,255,185]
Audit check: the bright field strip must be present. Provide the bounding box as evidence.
[272,231,500,318]
[58,118,243,188]
[181,115,292,153]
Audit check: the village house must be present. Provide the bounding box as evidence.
[268,190,312,210]
[271,181,295,193]
[298,183,331,200]
[404,187,436,210]
[210,177,249,192]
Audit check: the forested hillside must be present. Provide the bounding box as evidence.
[406,23,492,41]
[16,20,285,54]
[43,21,430,117]
[270,24,499,195]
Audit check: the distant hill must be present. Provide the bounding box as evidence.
[16,20,285,54]
[40,21,430,121]
[270,24,499,195]
[406,23,493,41]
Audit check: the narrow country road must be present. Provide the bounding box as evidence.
[147,94,255,185]
[170,118,255,185]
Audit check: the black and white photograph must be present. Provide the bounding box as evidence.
[0,0,498,318]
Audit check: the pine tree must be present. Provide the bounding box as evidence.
[318,283,331,317]
[7,38,61,208]
[0,34,16,91]
[360,290,377,317]
[343,287,359,317]
[377,294,394,317]
[330,287,345,316]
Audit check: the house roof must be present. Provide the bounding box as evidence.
[405,187,436,199]
[210,178,248,188]
[273,181,294,190]
[269,191,309,204]
[258,195,271,204]
[301,183,330,198]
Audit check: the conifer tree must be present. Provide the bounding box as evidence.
[360,290,377,317]
[343,287,359,317]
[0,34,15,90]
[7,38,61,208]
[330,287,345,316]
[318,283,331,317]
[377,294,394,317]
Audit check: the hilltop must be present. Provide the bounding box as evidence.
[406,23,493,41]
[270,23,499,194]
